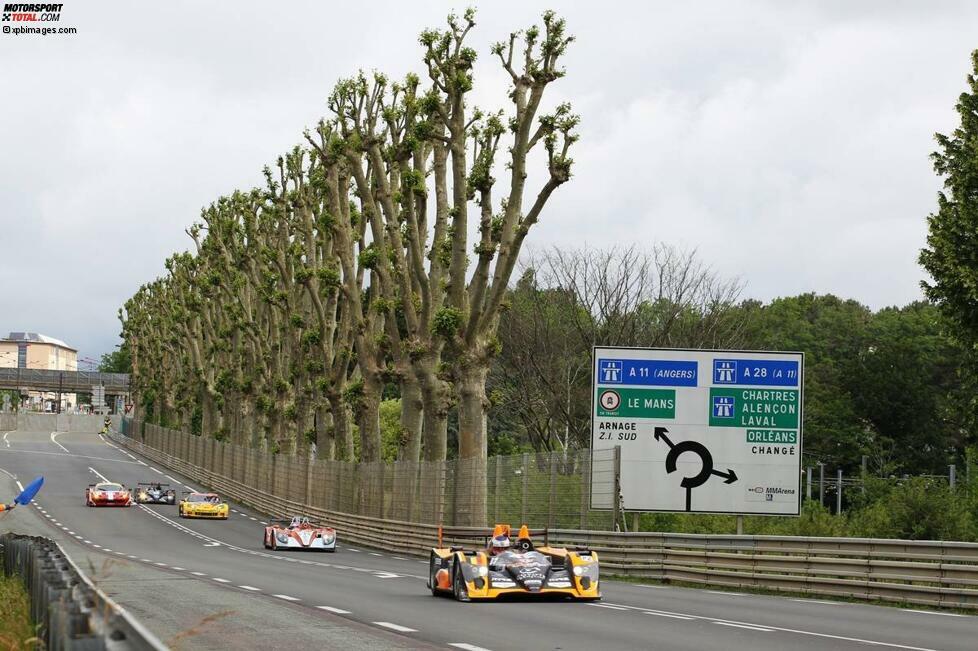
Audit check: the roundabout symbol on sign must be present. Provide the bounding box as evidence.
[654,427,738,511]
[599,389,621,411]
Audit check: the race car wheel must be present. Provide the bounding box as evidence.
[452,561,470,602]
[270,537,277,551]
[428,553,441,596]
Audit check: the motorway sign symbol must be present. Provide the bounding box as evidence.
[591,347,804,516]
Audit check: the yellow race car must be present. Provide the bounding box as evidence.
[177,491,229,519]
[428,524,600,602]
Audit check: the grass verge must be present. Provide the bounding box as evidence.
[0,572,38,650]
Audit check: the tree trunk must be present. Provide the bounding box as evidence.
[419,362,449,462]
[455,364,489,526]
[314,404,335,460]
[394,377,423,520]
[328,393,353,461]
[357,377,383,517]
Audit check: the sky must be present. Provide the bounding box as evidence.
[1,0,975,362]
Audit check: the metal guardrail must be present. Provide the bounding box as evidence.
[109,430,978,611]
[0,533,167,650]
[0,368,130,393]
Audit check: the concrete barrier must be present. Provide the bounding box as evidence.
[0,413,106,432]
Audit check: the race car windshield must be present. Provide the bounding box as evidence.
[98,483,123,491]
[490,550,549,567]
[187,494,220,503]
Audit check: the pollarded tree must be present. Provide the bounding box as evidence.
[420,10,579,525]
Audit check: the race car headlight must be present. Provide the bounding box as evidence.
[477,565,489,577]
[139,492,147,499]
[322,532,335,544]
[573,565,584,576]
[275,532,290,543]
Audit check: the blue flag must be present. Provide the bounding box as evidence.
[14,476,43,505]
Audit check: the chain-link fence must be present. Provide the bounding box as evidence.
[123,419,617,529]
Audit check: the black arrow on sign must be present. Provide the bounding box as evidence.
[710,467,738,484]
[653,427,674,449]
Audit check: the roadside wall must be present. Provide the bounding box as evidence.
[1,413,105,432]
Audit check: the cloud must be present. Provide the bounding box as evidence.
[0,0,974,358]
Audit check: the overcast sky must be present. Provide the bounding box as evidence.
[1,0,975,362]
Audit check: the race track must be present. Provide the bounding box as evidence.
[1,428,975,651]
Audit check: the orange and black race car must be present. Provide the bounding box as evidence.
[428,524,600,602]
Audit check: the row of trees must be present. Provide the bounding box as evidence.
[120,10,579,524]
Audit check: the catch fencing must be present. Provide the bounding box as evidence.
[113,421,978,610]
[0,533,165,650]
[121,419,617,529]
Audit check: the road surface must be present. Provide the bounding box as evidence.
[1,427,975,651]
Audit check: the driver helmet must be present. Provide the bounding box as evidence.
[490,534,511,555]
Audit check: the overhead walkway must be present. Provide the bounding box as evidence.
[0,368,130,393]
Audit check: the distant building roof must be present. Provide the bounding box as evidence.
[3,332,76,351]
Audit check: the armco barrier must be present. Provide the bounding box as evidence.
[109,430,978,611]
[0,413,107,433]
[0,533,166,650]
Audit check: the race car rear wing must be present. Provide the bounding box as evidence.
[137,482,171,487]
[437,525,551,550]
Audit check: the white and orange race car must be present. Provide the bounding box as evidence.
[85,482,133,507]
[263,516,336,551]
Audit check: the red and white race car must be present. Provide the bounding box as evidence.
[85,481,133,507]
[263,516,336,551]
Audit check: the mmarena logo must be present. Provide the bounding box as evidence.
[2,3,63,22]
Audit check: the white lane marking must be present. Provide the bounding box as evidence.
[369,552,382,556]
[644,611,694,620]
[74,535,83,539]
[68,531,76,535]
[373,622,416,633]
[190,572,207,576]
[213,578,230,583]
[317,606,351,614]
[633,583,668,589]
[588,603,628,611]
[238,585,261,591]
[901,609,965,617]
[165,475,177,482]
[154,562,167,567]
[92,544,101,548]
[2,431,10,447]
[346,548,361,552]
[373,572,400,579]
[392,556,407,561]
[248,517,256,521]
[128,555,137,559]
[713,622,772,632]
[50,432,69,453]
[706,590,745,596]
[203,542,221,547]
[171,567,185,571]
[449,645,493,651]
[83,540,92,544]
[149,467,164,475]
[15,480,24,491]
[88,467,110,482]
[603,601,943,651]
[274,594,300,601]
[791,599,840,605]
[140,558,152,562]
[0,448,141,465]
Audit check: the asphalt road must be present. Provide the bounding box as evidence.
[1,427,976,651]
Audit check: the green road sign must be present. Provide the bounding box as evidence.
[596,387,676,419]
[709,387,800,428]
